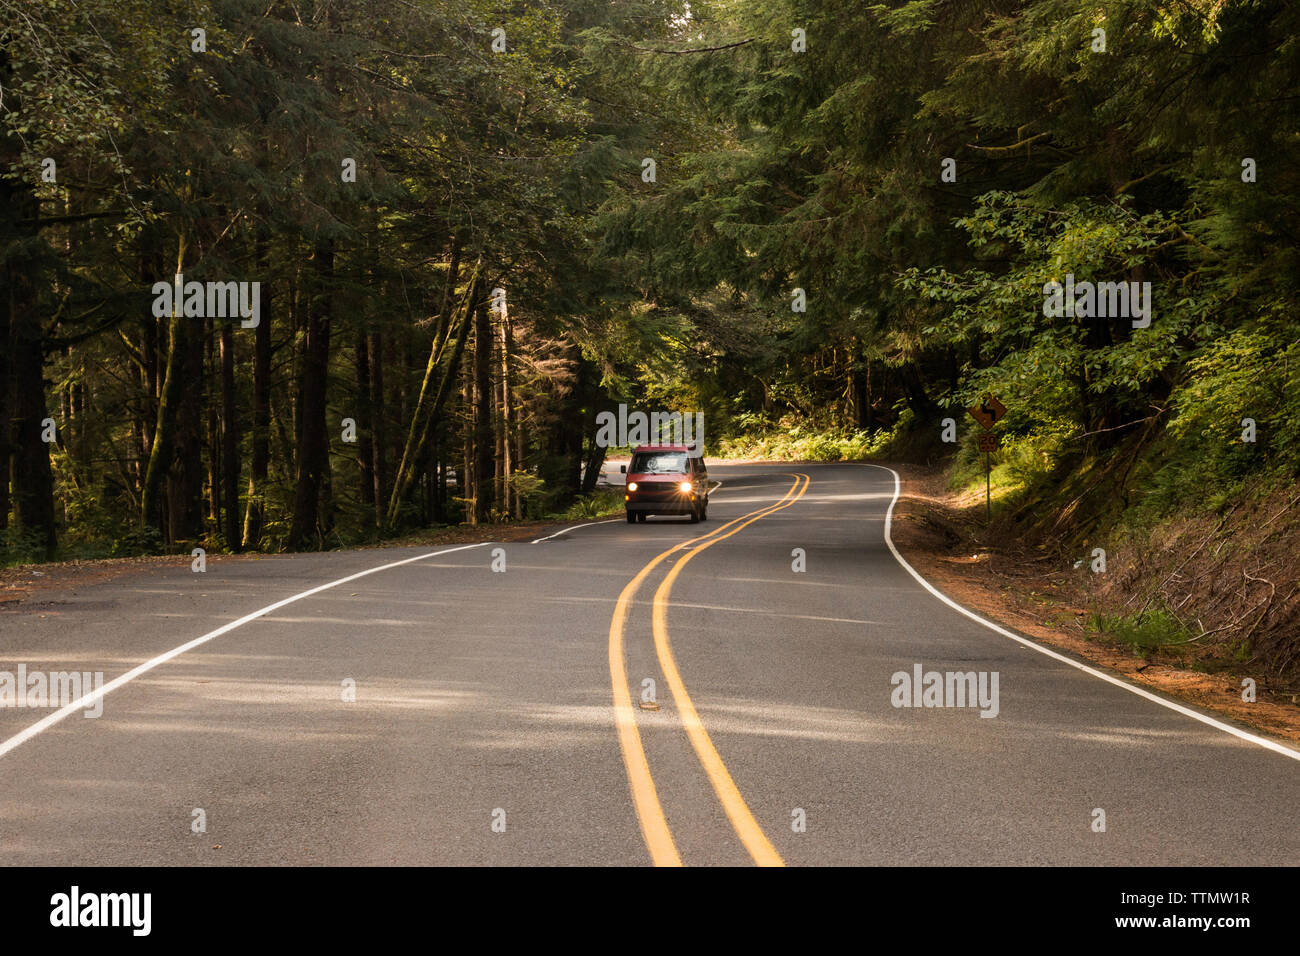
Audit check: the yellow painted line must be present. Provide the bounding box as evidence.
[651,473,811,867]
[609,476,805,866]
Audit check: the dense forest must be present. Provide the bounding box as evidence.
[2,0,1297,577]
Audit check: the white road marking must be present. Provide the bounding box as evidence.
[866,463,1300,763]
[530,519,622,544]
[0,542,490,761]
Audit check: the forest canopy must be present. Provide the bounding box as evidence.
[2,0,1297,561]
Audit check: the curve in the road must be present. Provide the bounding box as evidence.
[0,542,491,761]
[865,463,1300,765]
[650,473,810,867]
[606,474,808,866]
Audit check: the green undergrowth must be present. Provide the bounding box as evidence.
[550,488,625,521]
[714,413,910,462]
[1088,606,1196,654]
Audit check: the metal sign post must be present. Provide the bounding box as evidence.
[969,396,1005,526]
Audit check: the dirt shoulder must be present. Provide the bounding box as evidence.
[885,463,1300,745]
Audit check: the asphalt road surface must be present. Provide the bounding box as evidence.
[1,462,1296,866]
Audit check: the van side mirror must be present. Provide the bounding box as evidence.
[619,465,626,473]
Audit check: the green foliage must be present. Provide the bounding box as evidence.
[1168,332,1300,474]
[0,527,52,568]
[104,525,166,559]
[509,472,554,520]
[6,0,1300,577]
[551,488,624,521]
[716,423,893,462]
[1090,606,1194,653]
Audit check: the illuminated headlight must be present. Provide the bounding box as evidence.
[678,481,693,493]
[627,482,638,491]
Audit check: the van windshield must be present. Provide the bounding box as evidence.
[629,452,688,474]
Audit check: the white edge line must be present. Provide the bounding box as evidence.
[865,463,1300,763]
[0,542,491,761]
[530,519,622,544]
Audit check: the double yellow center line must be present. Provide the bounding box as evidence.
[608,474,811,866]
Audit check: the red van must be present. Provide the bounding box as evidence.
[621,445,709,523]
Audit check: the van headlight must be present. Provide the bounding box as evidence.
[679,481,692,493]
[627,482,638,491]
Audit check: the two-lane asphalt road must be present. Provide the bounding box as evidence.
[0,463,1296,865]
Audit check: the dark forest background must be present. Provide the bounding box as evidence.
[2,0,1297,591]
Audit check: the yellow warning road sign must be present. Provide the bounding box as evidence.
[968,394,1006,431]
